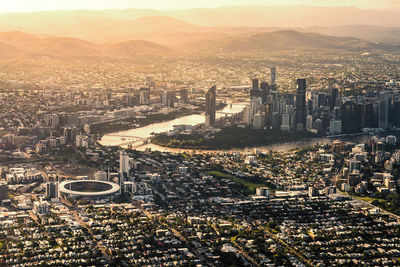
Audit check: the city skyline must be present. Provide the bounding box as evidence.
[0,0,400,266]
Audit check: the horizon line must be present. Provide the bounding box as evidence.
[0,4,397,15]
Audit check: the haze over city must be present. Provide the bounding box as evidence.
[1,0,400,12]
[0,0,400,266]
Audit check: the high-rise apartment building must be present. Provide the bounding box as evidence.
[270,66,276,87]
[139,87,150,105]
[180,89,188,103]
[119,150,130,174]
[45,182,59,200]
[205,86,216,127]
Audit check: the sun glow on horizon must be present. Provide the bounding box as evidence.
[0,0,397,13]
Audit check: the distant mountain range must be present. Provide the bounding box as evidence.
[1,6,399,62]
[0,7,400,44]
[0,29,376,61]
[206,30,371,53]
[1,6,400,28]
[0,31,173,60]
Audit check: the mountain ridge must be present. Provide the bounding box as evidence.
[0,29,377,60]
[0,32,174,60]
[0,7,400,44]
[202,30,371,53]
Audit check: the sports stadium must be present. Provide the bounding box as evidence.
[59,180,120,198]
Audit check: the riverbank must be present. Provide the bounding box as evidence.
[90,103,227,135]
[90,109,197,135]
[92,103,227,136]
[98,102,242,147]
[152,126,322,150]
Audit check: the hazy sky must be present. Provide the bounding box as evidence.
[0,0,398,13]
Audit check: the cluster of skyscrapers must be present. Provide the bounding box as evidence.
[243,67,309,131]
[243,67,400,134]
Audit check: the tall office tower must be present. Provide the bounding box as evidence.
[167,93,175,108]
[63,127,73,143]
[364,103,375,127]
[265,98,274,129]
[342,101,362,132]
[318,93,328,107]
[330,87,338,110]
[378,99,389,129]
[250,86,265,100]
[270,66,276,86]
[334,106,340,120]
[392,96,400,127]
[295,79,306,129]
[45,182,59,200]
[161,91,168,105]
[205,86,216,127]
[139,87,150,105]
[252,79,259,90]
[161,91,176,107]
[250,97,263,121]
[180,89,189,103]
[260,82,270,101]
[308,99,313,115]
[242,105,251,124]
[330,119,342,134]
[119,150,130,174]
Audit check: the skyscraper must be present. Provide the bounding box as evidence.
[205,86,216,127]
[139,87,150,105]
[342,101,362,132]
[161,91,176,107]
[180,89,188,103]
[119,150,130,174]
[378,92,389,129]
[45,182,59,200]
[260,82,270,101]
[295,79,306,129]
[270,66,276,86]
[330,87,338,110]
[252,79,259,90]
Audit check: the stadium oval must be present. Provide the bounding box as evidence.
[59,180,120,198]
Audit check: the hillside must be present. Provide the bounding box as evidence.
[0,42,24,58]
[0,31,174,60]
[302,25,400,43]
[104,40,174,59]
[199,30,371,53]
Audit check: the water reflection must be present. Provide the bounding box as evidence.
[99,103,245,147]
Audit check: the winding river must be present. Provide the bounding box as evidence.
[99,103,379,153]
[99,103,245,148]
